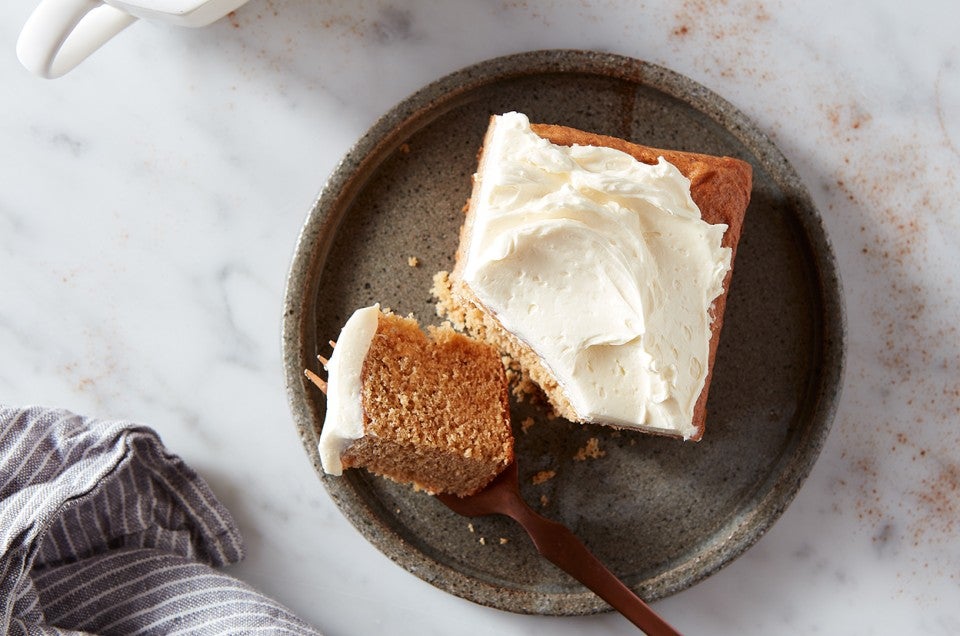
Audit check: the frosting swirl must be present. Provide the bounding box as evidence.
[462,112,731,438]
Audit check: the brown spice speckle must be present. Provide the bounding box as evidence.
[667,0,776,81]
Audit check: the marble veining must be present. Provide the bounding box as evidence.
[2,1,959,634]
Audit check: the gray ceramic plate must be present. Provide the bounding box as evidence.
[283,50,844,615]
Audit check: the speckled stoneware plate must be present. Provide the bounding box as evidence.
[283,50,844,615]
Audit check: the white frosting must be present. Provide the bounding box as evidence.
[462,112,731,439]
[318,304,380,474]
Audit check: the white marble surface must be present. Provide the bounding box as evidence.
[3,1,959,634]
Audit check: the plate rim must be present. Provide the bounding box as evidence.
[282,48,846,615]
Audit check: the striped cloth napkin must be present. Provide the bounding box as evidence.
[0,405,321,635]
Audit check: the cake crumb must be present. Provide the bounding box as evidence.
[479,537,486,545]
[521,417,536,433]
[532,470,556,485]
[468,523,474,533]
[399,142,411,154]
[511,376,540,402]
[540,494,549,507]
[574,438,606,461]
[499,537,509,545]
[407,256,420,267]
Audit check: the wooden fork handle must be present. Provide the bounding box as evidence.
[503,499,681,635]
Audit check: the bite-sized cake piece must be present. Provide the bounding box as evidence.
[434,112,752,440]
[311,305,514,497]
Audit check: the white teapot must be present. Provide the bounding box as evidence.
[18,0,249,78]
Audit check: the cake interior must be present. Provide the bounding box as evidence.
[339,312,513,497]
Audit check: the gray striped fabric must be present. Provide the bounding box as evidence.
[0,405,321,635]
